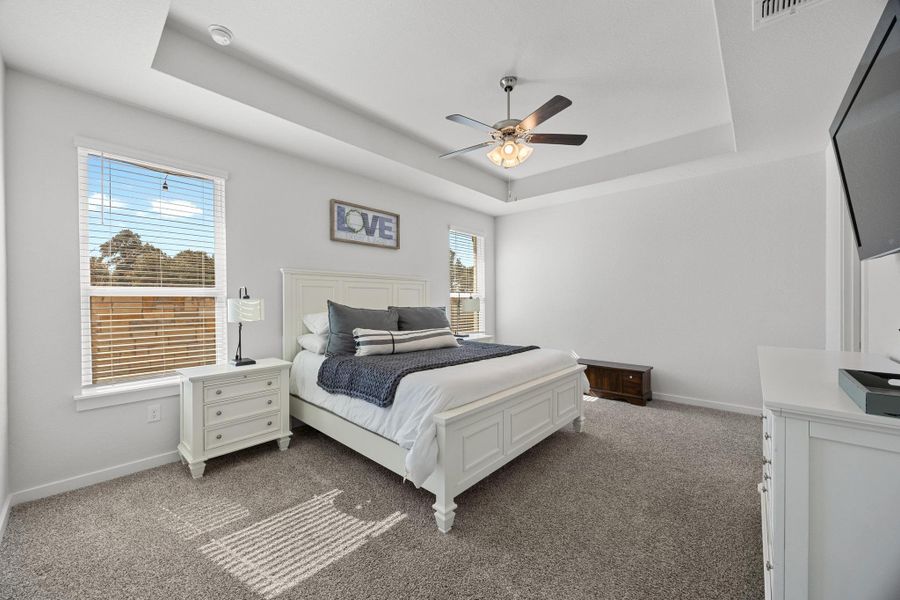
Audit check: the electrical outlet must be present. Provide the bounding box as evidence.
[147,404,161,423]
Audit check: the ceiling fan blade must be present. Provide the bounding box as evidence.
[439,140,497,159]
[527,133,587,146]
[446,114,499,133]
[517,95,573,132]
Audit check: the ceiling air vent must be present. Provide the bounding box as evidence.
[753,0,831,30]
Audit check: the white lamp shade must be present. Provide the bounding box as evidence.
[227,298,265,323]
[459,297,481,313]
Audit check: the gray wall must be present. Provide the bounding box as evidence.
[495,152,826,411]
[4,70,494,495]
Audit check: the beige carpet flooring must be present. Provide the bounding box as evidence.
[0,397,763,599]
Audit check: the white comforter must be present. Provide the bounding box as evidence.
[291,347,584,486]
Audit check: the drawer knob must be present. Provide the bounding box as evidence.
[267,421,273,426]
[765,561,773,571]
[763,474,771,480]
[216,410,222,416]
[216,434,222,440]
[764,432,770,440]
[761,486,768,493]
[216,390,222,396]
[267,399,273,405]
[763,458,771,465]
[267,381,273,386]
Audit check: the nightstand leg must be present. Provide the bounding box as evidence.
[277,436,291,451]
[188,461,206,479]
[572,416,585,433]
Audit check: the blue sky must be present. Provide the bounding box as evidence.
[87,154,216,257]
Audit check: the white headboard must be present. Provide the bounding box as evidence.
[281,269,430,360]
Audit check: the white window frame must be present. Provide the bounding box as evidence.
[448,226,486,334]
[76,145,227,402]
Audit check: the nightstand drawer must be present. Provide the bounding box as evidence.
[205,412,280,450]
[204,373,279,403]
[205,392,279,426]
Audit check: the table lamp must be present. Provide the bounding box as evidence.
[227,287,264,366]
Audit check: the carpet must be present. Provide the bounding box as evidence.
[0,398,763,599]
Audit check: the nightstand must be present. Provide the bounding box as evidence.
[176,358,292,478]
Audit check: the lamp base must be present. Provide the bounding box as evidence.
[231,357,257,367]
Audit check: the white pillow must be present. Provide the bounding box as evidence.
[302,311,330,335]
[353,327,459,357]
[298,333,328,354]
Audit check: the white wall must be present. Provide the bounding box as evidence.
[0,54,10,529]
[824,141,861,352]
[862,255,900,359]
[495,152,826,411]
[4,71,494,495]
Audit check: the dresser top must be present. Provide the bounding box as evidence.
[758,346,900,430]
[577,359,652,372]
[177,358,291,380]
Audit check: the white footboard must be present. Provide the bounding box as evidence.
[430,365,585,532]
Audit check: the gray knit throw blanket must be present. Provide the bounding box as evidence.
[317,341,539,408]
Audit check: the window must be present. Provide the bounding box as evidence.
[78,148,226,385]
[448,229,485,334]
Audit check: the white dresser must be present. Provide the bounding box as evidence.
[177,358,292,478]
[758,347,900,600]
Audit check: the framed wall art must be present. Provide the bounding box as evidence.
[330,199,400,250]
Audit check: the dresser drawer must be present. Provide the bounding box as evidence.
[204,373,279,403]
[759,483,774,600]
[205,412,280,450]
[621,371,643,396]
[762,409,775,460]
[205,392,279,426]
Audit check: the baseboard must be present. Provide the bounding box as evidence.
[10,450,180,506]
[652,392,762,416]
[0,493,11,542]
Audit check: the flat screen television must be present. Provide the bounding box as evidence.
[830,0,900,260]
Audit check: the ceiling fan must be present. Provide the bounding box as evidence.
[439,75,587,169]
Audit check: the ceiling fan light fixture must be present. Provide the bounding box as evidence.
[487,140,533,168]
[517,142,534,163]
[440,75,586,167]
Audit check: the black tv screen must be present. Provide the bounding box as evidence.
[831,1,900,260]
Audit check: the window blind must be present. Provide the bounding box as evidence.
[448,229,484,334]
[78,148,227,385]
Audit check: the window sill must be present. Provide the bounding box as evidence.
[74,376,181,412]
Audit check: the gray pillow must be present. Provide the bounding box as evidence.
[326,301,399,356]
[390,306,451,331]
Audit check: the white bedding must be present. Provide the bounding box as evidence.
[290,347,585,486]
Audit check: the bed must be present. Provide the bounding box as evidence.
[282,269,586,533]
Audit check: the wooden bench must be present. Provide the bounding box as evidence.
[578,359,652,406]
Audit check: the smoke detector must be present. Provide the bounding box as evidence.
[208,24,233,46]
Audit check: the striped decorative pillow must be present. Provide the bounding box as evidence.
[353,327,459,356]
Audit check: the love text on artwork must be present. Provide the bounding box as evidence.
[336,205,395,240]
